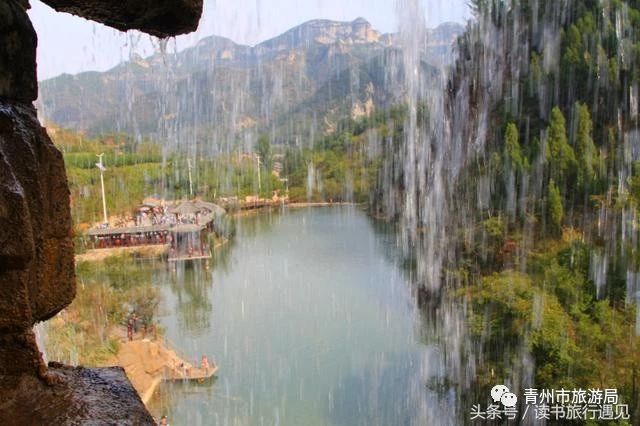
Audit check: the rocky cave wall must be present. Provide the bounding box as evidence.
[0,0,202,423]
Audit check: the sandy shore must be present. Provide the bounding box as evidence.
[75,244,169,263]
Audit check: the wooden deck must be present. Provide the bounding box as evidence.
[168,250,212,262]
[165,363,219,381]
[116,337,219,405]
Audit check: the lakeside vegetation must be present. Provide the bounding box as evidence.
[51,120,388,229]
[44,256,160,367]
[45,112,392,367]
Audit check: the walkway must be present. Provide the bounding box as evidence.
[116,338,218,405]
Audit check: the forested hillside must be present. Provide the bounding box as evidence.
[377,0,640,417]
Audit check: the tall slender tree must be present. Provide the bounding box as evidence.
[574,103,598,192]
[546,106,576,186]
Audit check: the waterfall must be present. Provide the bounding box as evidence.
[388,0,640,421]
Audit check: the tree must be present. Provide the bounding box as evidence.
[504,122,526,172]
[574,103,598,191]
[256,135,272,171]
[548,180,564,233]
[545,107,576,185]
[528,52,543,97]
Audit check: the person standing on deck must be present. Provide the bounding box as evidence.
[126,317,133,341]
[201,355,210,374]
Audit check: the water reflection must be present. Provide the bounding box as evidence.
[148,206,459,425]
[165,265,213,333]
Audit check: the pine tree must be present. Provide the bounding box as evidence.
[256,135,272,170]
[574,103,598,191]
[548,180,564,234]
[545,106,576,185]
[504,122,526,172]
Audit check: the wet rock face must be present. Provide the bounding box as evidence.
[3,363,156,425]
[0,101,75,333]
[41,0,203,37]
[0,1,75,382]
[0,0,37,102]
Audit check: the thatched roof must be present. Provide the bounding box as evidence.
[169,201,200,215]
[141,196,163,207]
[193,200,226,216]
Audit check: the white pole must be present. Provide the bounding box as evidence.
[256,154,261,195]
[96,153,108,225]
[100,171,107,224]
[187,158,194,198]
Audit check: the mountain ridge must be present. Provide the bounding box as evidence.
[38,18,464,145]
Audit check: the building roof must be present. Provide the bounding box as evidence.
[193,200,226,216]
[141,196,163,207]
[169,200,200,215]
[86,198,225,237]
[87,223,205,237]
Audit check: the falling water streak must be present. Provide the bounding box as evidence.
[389,1,581,423]
[34,322,49,365]
[393,0,471,422]
[390,3,640,425]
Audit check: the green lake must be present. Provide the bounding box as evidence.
[148,206,455,425]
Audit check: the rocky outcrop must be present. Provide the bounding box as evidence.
[0,0,37,102]
[260,17,384,50]
[0,0,202,422]
[0,99,75,377]
[40,0,203,37]
[0,0,75,391]
[3,362,157,425]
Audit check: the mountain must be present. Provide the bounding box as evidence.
[37,18,463,149]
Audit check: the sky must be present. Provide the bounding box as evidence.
[28,0,471,80]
